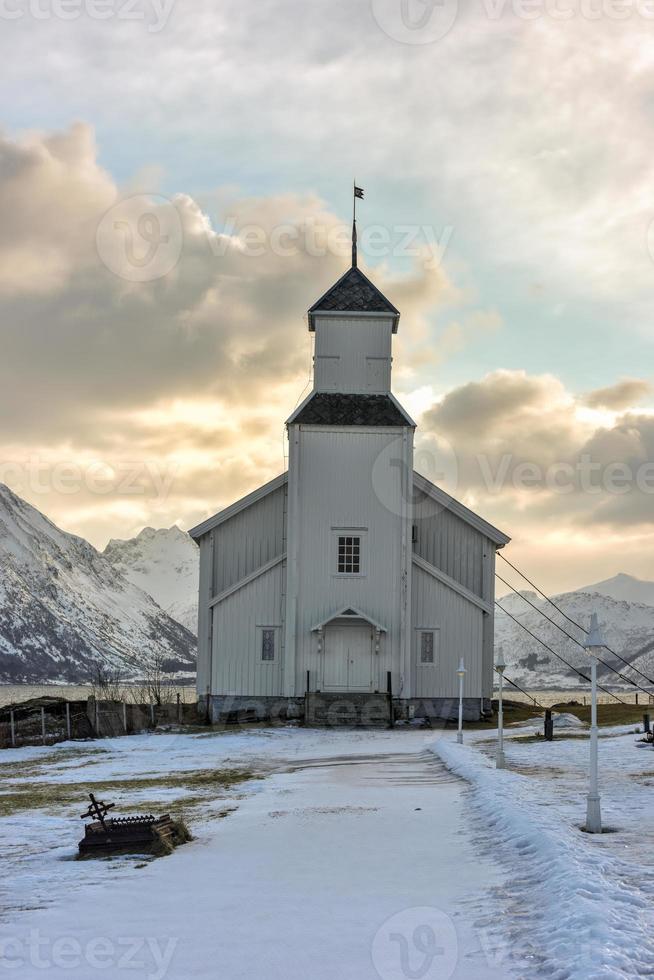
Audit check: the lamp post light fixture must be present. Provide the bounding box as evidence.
[456,657,467,744]
[584,611,605,834]
[495,646,506,769]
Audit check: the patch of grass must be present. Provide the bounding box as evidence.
[551,703,647,727]
[512,732,587,744]
[462,700,647,733]
[0,767,258,817]
[465,701,544,730]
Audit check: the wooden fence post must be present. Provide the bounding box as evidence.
[176,693,181,724]
[10,710,15,748]
[66,702,71,740]
[123,701,128,733]
[41,707,46,745]
[150,703,155,727]
[95,700,100,737]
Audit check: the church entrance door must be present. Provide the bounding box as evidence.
[323,622,373,691]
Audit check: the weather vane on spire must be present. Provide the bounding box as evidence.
[352,182,364,268]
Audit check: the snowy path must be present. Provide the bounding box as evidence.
[0,729,510,980]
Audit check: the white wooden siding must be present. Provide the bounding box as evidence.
[413,489,485,597]
[313,315,393,393]
[195,533,213,697]
[411,563,484,698]
[210,561,286,696]
[211,482,286,595]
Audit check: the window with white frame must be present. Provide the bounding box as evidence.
[338,535,360,574]
[418,629,439,665]
[333,528,367,576]
[261,628,276,662]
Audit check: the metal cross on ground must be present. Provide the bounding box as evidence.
[80,792,115,829]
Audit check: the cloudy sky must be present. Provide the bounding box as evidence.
[1,0,653,593]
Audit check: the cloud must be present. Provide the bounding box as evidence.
[3,1,654,318]
[584,379,652,411]
[417,370,654,534]
[0,124,462,545]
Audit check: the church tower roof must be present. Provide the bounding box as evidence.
[307,266,400,332]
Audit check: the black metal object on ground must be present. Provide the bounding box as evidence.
[78,793,180,856]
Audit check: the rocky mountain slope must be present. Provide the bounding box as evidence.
[495,586,654,692]
[103,526,199,633]
[0,484,196,683]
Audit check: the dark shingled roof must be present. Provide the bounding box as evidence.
[308,267,399,331]
[292,393,413,427]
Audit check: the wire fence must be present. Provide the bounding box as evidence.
[497,688,654,708]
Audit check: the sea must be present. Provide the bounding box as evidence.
[0,685,647,709]
[0,684,198,708]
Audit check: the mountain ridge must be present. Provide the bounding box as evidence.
[0,484,196,683]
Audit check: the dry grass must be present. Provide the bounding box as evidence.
[0,767,258,817]
[550,703,647,727]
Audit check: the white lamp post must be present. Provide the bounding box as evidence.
[456,657,467,744]
[495,646,506,769]
[585,611,605,833]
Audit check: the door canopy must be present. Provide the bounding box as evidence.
[311,606,387,632]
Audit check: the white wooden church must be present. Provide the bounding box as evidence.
[190,238,510,725]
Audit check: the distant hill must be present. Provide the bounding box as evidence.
[579,573,654,609]
[0,485,196,683]
[496,587,654,692]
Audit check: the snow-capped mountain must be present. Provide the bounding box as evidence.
[103,526,199,634]
[580,573,654,608]
[495,588,654,692]
[0,484,196,683]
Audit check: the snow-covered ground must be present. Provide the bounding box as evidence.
[434,722,654,978]
[1,724,654,978]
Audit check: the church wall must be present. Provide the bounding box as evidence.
[412,489,486,598]
[411,563,484,699]
[195,531,214,698]
[313,315,393,393]
[210,482,286,597]
[289,425,413,697]
[210,560,286,697]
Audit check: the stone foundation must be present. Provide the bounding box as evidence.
[200,694,492,727]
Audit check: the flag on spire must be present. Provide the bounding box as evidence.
[352,183,364,268]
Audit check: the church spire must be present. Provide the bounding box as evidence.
[352,183,364,268]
